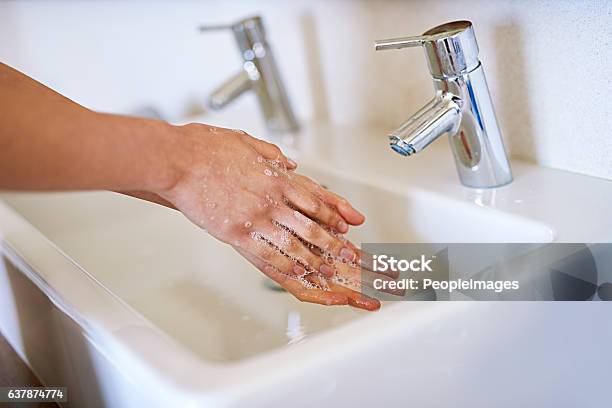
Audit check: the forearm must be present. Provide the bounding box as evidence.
[0,62,180,192]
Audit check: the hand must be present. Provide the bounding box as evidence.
[155,123,379,309]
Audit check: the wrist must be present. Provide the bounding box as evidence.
[144,120,188,195]
[93,112,187,195]
[148,122,220,198]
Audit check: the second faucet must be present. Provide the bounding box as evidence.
[200,15,298,134]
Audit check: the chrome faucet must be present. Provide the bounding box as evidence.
[200,15,298,133]
[375,21,512,188]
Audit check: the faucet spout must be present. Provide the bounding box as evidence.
[389,92,460,156]
[208,70,252,110]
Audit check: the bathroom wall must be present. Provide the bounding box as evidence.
[1,0,610,179]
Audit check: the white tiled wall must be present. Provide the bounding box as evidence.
[1,0,610,179]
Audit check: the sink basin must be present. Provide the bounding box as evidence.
[0,165,554,363]
[0,107,610,406]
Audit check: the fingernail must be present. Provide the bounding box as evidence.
[319,264,335,278]
[337,220,348,233]
[287,158,297,168]
[293,265,305,276]
[340,247,356,262]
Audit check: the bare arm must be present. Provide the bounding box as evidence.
[0,62,179,192]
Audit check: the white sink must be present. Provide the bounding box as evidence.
[0,107,610,407]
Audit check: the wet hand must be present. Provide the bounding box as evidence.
[157,123,378,309]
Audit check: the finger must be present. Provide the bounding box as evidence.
[241,229,308,277]
[328,194,365,226]
[324,236,368,269]
[327,258,404,296]
[319,237,399,279]
[283,183,353,236]
[272,206,352,268]
[272,270,348,306]
[252,221,334,278]
[238,132,297,169]
[327,280,381,311]
[291,173,365,225]
[342,244,400,279]
[236,248,349,306]
[301,274,381,311]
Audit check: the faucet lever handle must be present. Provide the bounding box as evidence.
[198,15,266,46]
[374,35,429,51]
[199,15,264,34]
[374,20,480,78]
[199,24,233,32]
